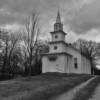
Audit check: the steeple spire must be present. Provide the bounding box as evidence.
[54,10,63,32]
[56,10,61,24]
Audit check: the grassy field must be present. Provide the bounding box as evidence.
[0,73,92,100]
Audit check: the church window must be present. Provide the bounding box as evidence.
[74,58,78,69]
[48,55,57,61]
[54,46,57,50]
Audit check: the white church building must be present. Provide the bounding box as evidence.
[42,11,91,74]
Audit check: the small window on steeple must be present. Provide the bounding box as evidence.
[55,35,58,39]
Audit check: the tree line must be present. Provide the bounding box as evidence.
[0,12,49,80]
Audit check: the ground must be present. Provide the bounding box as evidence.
[0,73,99,100]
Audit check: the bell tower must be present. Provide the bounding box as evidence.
[49,10,67,54]
[51,10,66,42]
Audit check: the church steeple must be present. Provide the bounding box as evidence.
[54,10,63,32]
[56,10,61,24]
[51,10,66,42]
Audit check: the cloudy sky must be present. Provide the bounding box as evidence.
[0,0,100,43]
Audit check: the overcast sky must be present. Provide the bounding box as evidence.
[0,0,100,43]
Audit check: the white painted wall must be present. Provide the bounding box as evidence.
[42,54,72,73]
[65,46,82,73]
[49,43,66,53]
[81,56,91,74]
[66,46,91,74]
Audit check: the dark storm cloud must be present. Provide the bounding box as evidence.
[0,0,9,7]
[0,0,57,25]
[0,0,45,24]
[65,0,100,34]
[0,0,100,35]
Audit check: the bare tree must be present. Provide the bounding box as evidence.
[1,32,20,76]
[23,12,40,76]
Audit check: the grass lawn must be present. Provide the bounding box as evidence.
[0,73,92,100]
[73,76,100,100]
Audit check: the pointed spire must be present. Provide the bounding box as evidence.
[54,10,63,32]
[56,10,61,24]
